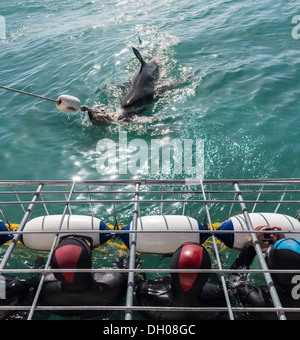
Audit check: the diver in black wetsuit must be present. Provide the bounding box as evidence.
[0,255,45,320]
[136,242,228,320]
[36,235,128,315]
[0,276,30,319]
[231,226,300,320]
[0,235,129,319]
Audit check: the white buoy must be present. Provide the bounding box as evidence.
[217,213,300,249]
[56,94,81,113]
[119,215,209,254]
[21,215,112,251]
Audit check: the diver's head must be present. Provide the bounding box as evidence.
[170,242,211,305]
[51,235,93,293]
[266,238,300,291]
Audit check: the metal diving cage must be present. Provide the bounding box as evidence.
[0,179,300,320]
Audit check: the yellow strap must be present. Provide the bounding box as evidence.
[6,223,19,231]
[204,222,228,252]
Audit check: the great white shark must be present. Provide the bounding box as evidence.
[121,47,158,115]
[85,46,190,125]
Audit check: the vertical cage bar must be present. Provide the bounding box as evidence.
[0,183,44,270]
[13,185,26,214]
[234,182,286,320]
[274,185,289,214]
[111,184,118,228]
[251,185,264,213]
[182,184,188,215]
[86,185,94,219]
[27,181,77,320]
[125,182,140,320]
[200,180,235,320]
[160,185,164,215]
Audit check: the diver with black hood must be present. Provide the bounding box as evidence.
[230,226,300,320]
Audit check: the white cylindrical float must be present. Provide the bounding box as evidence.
[118,215,209,254]
[56,95,81,113]
[21,215,112,251]
[217,213,300,250]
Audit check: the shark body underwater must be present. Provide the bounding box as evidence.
[85,47,178,125]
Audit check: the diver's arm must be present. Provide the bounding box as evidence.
[229,244,257,290]
[230,244,257,270]
[230,226,284,270]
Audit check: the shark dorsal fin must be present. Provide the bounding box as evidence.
[132,47,145,72]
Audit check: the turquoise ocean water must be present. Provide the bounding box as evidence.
[1,0,300,181]
[0,0,300,319]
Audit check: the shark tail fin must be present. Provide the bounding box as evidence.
[132,47,145,70]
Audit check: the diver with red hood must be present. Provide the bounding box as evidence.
[36,235,128,315]
[136,242,228,320]
[0,235,130,319]
[136,228,300,320]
